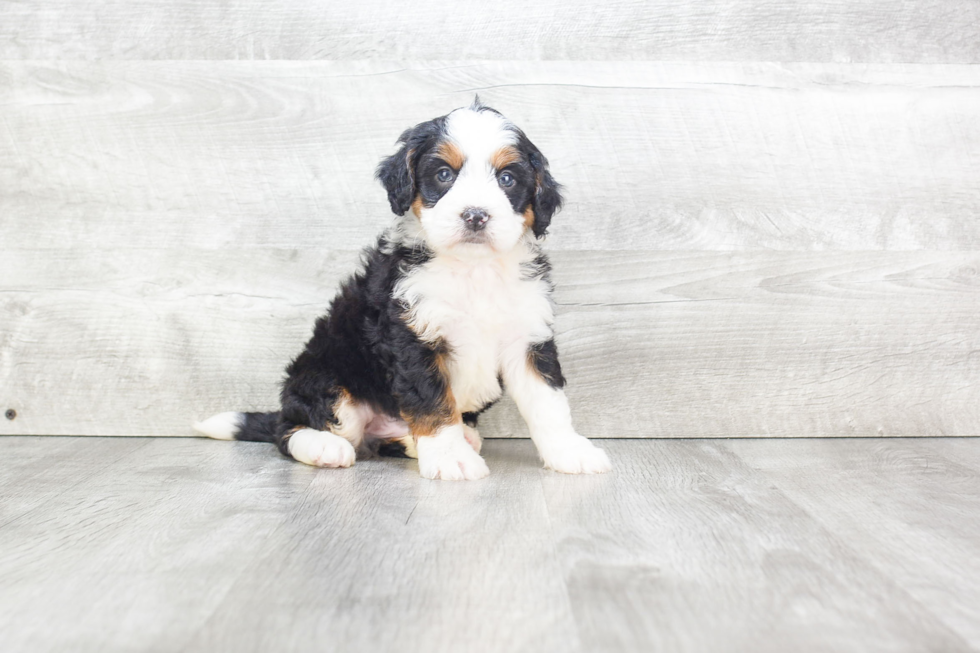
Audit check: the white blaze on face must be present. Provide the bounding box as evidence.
[416,108,527,255]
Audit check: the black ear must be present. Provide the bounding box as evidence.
[523,140,564,238]
[375,128,416,216]
[376,117,447,216]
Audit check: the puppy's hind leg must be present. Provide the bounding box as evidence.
[279,390,368,469]
[286,429,357,468]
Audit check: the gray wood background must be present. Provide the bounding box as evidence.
[1,4,979,437]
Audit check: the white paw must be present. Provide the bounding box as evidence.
[462,424,483,454]
[539,435,612,475]
[417,428,490,481]
[288,429,356,468]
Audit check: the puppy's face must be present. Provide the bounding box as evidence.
[377,102,562,255]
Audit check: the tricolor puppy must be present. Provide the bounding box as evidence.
[194,99,611,480]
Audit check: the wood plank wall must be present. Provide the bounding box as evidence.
[1,3,979,437]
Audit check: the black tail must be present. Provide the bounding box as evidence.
[236,411,280,443]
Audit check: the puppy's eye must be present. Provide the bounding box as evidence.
[436,168,455,183]
[498,171,515,188]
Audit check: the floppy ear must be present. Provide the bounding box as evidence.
[375,128,416,216]
[376,117,447,217]
[525,142,564,238]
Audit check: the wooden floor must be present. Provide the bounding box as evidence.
[1,437,978,652]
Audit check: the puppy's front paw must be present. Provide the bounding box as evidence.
[417,432,489,481]
[540,435,612,475]
[288,429,356,468]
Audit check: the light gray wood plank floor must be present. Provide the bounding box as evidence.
[1,437,978,652]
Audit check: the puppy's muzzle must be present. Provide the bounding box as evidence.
[461,207,490,232]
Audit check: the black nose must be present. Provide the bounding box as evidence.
[461,207,490,231]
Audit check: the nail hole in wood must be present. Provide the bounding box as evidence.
[4,409,15,420]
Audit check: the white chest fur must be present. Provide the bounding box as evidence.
[394,245,555,413]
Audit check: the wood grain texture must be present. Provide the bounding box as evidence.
[0,436,149,527]
[183,440,576,653]
[1,1,978,62]
[544,439,975,651]
[2,249,978,437]
[3,61,979,438]
[2,437,979,651]
[2,61,980,251]
[0,437,318,652]
[729,438,980,645]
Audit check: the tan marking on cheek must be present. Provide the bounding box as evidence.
[411,195,423,218]
[523,206,535,230]
[437,141,465,170]
[491,146,521,171]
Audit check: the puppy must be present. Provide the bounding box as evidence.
[194,99,611,480]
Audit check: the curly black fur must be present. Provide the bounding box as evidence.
[226,101,566,462]
[234,236,471,456]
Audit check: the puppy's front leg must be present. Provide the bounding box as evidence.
[503,340,612,474]
[392,345,489,481]
[414,419,490,481]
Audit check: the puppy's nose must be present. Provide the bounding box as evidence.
[461,207,490,231]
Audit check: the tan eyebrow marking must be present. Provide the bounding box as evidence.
[491,146,521,170]
[436,141,465,170]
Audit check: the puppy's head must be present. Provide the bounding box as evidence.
[376,99,562,255]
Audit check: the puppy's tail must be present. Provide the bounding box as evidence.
[193,411,280,443]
